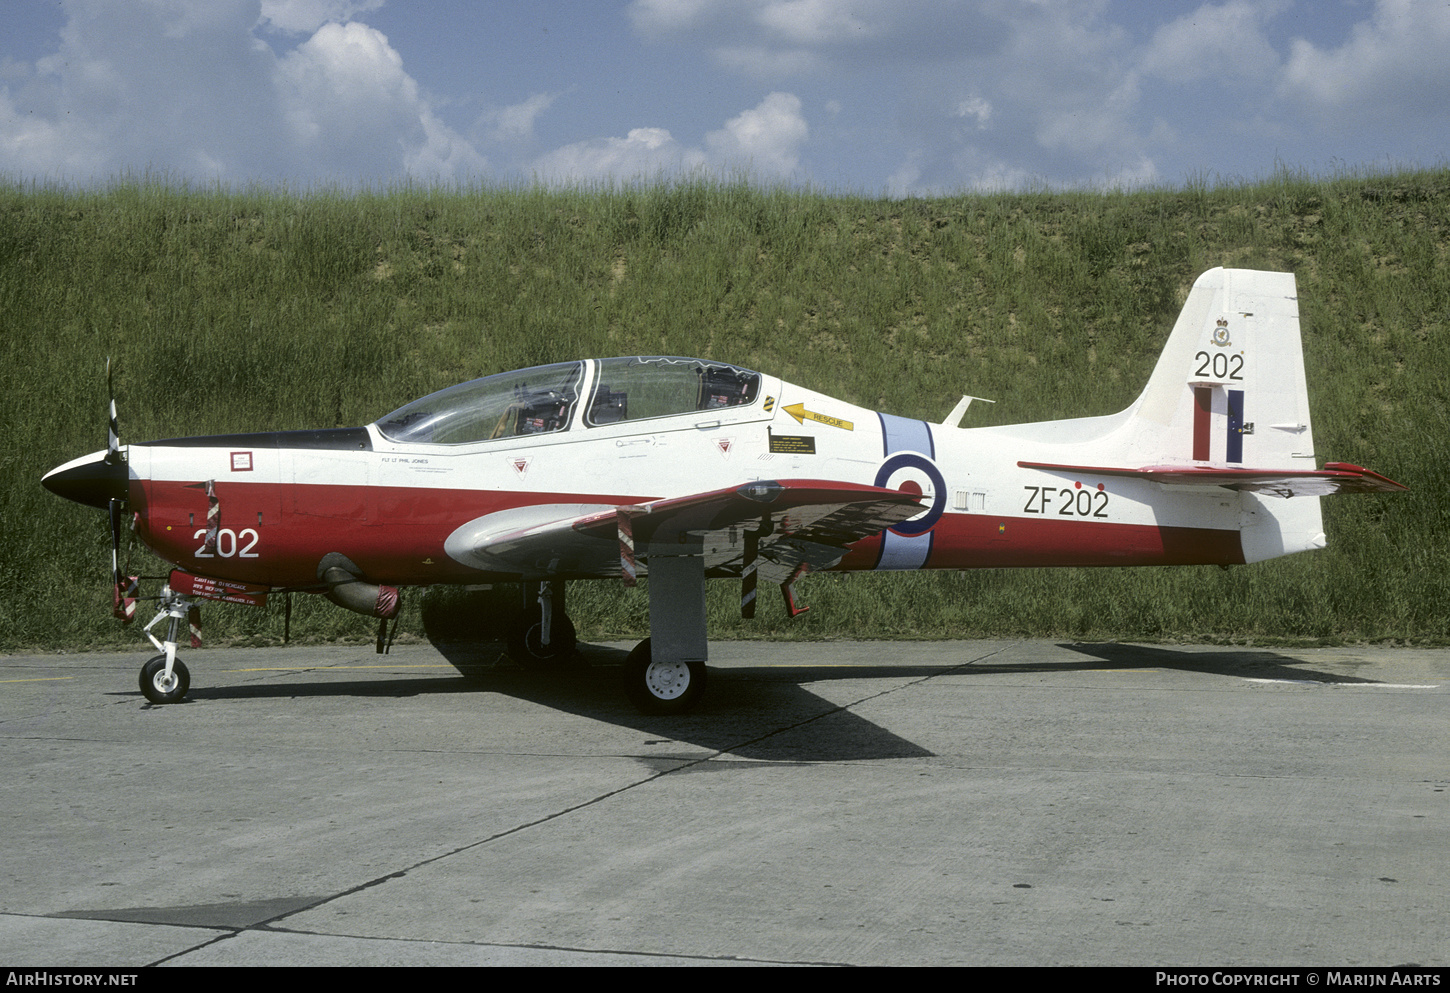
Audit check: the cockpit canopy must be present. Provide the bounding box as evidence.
[374,357,761,445]
[586,356,759,426]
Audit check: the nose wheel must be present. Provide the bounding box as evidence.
[136,583,197,704]
[140,654,190,704]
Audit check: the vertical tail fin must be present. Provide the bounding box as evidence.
[1126,268,1325,562]
[1123,267,1315,471]
[1013,268,1402,565]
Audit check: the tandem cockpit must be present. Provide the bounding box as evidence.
[374,356,767,445]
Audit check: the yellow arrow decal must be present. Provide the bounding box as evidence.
[783,403,854,431]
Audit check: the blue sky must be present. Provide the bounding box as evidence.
[2,1,1447,194]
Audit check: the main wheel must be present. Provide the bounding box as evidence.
[139,655,190,704]
[506,606,577,667]
[624,638,707,714]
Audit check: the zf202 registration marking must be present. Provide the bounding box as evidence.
[193,527,261,558]
[1023,486,1109,518]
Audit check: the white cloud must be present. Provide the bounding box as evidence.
[0,1,485,184]
[1279,0,1450,121]
[5,0,1443,195]
[884,153,923,198]
[714,44,828,78]
[754,0,875,46]
[531,92,809,184]
[705,91,809,175]
[533,126,707,184]
[954,96,991,130]
[627,0,719,38]
[1140,1,1285,85]
[629,0,1003,77]
[13,0,283,179]
[276,21,487,179]
[1035,72,1143,157]
[629,0,1154,192]
[259,0,385,35]
[955,159,1037,194]
[480,92,560,146]
[924,5,1156,190]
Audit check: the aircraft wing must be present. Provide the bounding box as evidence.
[1018,461,1407,498]
[446,479,925,580]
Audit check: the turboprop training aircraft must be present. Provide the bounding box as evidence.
[42,268,1405,713]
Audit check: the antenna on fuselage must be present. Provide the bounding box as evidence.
[941,394,995,428]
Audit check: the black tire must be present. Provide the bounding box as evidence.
[139,654,190,704]
[624,638,707,714]
[506,606,578,667]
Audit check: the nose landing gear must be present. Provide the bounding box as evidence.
[137,584,198,704]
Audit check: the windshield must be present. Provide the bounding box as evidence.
[586,357,760,426]
[375,362,584,444]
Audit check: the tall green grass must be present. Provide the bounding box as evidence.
[2,168,1446,650]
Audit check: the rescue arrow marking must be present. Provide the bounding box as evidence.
[783,403,854,431]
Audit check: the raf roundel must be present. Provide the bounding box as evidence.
[874,452,947,536]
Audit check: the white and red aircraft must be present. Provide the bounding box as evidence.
[43,267,1405,713]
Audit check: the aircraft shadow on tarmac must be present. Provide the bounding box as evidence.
[175,640,936,761]
[161,639,1375,763]
[1052,642,1385,684]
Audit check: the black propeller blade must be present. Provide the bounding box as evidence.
[103,359,137,624]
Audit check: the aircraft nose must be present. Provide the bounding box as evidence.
[42,450,129,509]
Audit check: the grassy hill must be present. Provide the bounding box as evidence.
[2,169,1445,651]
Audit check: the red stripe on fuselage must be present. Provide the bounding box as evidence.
[135,478,1245,589]
[839,513,1243,570]
[133,479,651,587]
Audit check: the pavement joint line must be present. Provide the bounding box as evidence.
[153,643,1026,958]
[254,928,851,967]
[205,760,719,941]
[684,641,1023,761]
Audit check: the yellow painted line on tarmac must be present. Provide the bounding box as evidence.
[0,677,76,683]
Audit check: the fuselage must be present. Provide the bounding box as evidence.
[101,355,1247,591]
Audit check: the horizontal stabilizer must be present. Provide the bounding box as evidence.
[1018,461,1407,498]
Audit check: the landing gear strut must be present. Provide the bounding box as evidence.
[137,583,196,704]
[507,580,577,666]
[621,552,710,714]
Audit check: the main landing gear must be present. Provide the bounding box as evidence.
[137,583,197,704]
[624,638,707,715]
[505,574,711,715]
[624,552,710,715]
